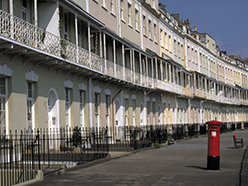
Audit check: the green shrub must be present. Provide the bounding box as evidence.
[153,142,162,149]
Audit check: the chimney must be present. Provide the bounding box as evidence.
[187,19,189,23]
[194,25,197,31]
[159,3,166,12]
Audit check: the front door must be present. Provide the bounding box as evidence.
[48,89,59,150]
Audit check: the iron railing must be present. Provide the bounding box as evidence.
[0,127,109,186]
[0,122,247,185]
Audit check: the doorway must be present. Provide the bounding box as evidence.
[48,88,59,150]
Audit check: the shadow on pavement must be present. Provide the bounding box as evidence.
[185,165,208,170]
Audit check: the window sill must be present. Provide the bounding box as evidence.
[128,24,133,29]
[121,19,126,24]
[110,12,116,17]
[101,5,108,11]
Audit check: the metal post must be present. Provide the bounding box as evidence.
[37,130,40,170]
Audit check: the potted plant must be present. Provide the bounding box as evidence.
[72,126,82,153]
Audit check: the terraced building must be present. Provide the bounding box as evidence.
[0,0,247,134]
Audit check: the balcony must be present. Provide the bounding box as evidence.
[206,92,216,101]
[156,80,172,92]
[156,80,184,95]
[0,10,156,89]
[182,87,193,97]
[193,88,206,99]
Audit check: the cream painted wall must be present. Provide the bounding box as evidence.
[0,52,90,130]
[120,0,141,46]
[159,23,173,59]
[72,0,86,11]
[88,0,118,34]
[141,9,159,54]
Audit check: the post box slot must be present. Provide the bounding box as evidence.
[211,127,218,129]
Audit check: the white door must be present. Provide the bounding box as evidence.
[48,89,59,150]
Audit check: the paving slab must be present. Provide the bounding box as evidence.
[29,130,248,186]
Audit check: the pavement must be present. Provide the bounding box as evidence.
[29,130,248,186]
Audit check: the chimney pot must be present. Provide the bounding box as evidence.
[194,25,197,31]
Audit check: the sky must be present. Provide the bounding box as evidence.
[159,0,248,59]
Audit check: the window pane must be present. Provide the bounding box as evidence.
[0,98,5,131]
[0,78,5,95]
[27,82,33,98]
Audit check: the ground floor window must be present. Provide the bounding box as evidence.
[106,95,110,127]
[125,99,129,126]
[94,92,100,127]
[65,88,70,128]
[27,82,34,130]
[0,77,7,132]
[80,90,85,127]
[0,97,6,131]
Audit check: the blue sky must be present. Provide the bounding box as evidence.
[159,0,248,59]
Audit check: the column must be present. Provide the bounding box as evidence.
[99,31,102,58]
[130,49,132,82]
[88,23,91,57]
[86,0,89,12]
[160,60,163,81]
[155,58,158,80]
[99,31,102,72]
[151,58,154,80]
[144,91,147,125]
[184,39,188,69]
[103,33,107,73]
[34,0,38,47]
[193,73,196,89]
[34,0,38,27]
[89,78,93,127]
[9,0,13,38]
[75,14,79,63]
[122,44,125,80]
[200,100,203,123]
[168,64,171,82]
[132,49,135,83]
[139,53,142,84]
[166,63,169,82]
[187,99,191,124]
[175,96,178,124]
[113,39,116,76]
[146,56,148,85]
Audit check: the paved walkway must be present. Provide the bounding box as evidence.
[30,130,248,186]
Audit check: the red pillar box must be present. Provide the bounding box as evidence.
[206,120,222,170]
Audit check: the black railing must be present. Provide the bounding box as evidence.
[0,127,109,186]
[105,122,248,150]
[0,122,247,185]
